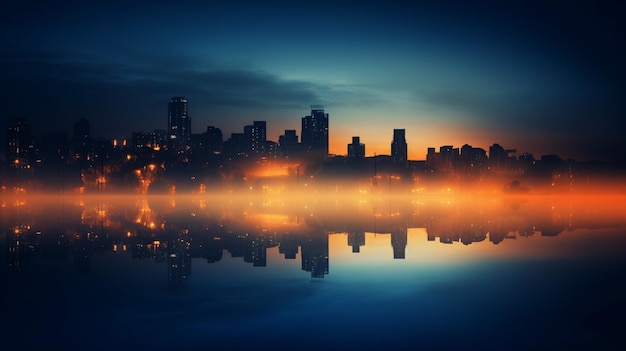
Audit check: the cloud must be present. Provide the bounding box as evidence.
[0,49,322,137]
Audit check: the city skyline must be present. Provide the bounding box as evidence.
[1,1,625,162]
[2,101,584,164]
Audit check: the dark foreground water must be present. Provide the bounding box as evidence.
[1,194,625,350]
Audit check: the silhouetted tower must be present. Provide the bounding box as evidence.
[348,136,365,159]
[301,106,329,158]
[168,97,191,152]
[223,133,246,156]
[168,238,191,294]
[301,232,329,278]
[205,126,223,155]
[278,129,299,157]
[6,118,32,168]
[244,121,266,154]
[489,143,507,171]
[391,225,408,259]
[391,129,407,162]
[348,231,365,253]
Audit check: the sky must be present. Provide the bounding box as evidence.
[1,0,625,162]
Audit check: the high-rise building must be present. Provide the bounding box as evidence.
[132,132,158,151]
[6,118,33,168]
[278,129,299,157]
[391,225,408,259]
[167,97,191,152]
[348,231,365,253]
[301,107,329,158]
[391,129,407,162]
[439,145,458,171]
[348,136,365,159]
[205,126,223,155]
[489,143,507,171]
[223,133,245,157]
[244,121,266,154]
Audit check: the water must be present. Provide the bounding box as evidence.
[1,194,625,350]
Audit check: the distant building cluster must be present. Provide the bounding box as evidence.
[3,96,623,193]
[4,96,524,169]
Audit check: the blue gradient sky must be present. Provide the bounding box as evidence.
[1,0,624,161]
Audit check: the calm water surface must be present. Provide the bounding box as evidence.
[1,194,625,350]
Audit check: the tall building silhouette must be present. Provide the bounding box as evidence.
[348,231,365,253]
[391,129,407,162]
[301,229,329,278]
[348,136,365,159]
[301,107,329,158]
[489,143,507,171]
[6,118,32,168]
[224,132,245,156]
[205,126,223,155]
[167,97,191,152]
[391,225,408,259]
[278,129,299,157]
[244,121,266,154]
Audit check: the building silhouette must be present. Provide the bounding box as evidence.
[348,231,365,253]
[244,121,266,154]
[301,107,329,158]
[348,136,365,159]
[132,131,159,151]
[301,231,329,278]
[278,129,299,157]
[6,118,33,168]
[167,97,191,152]
[204,126,223,155]
[391,225,408,259]
[391,129,407,162]
[224,132,246,157]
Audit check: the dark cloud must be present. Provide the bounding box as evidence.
[0,49,327,143]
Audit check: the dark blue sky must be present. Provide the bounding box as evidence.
[1,0,624,161]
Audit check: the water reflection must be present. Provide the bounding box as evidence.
[3,194,626,282]
[2,194,626,350]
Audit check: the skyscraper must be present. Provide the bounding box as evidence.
[6,118,32,168]
[348,136,365,159]
[205,126,223,155]
[244,121,266,154]
[301,107,329,158]
[167,97,191,152]
[278,129,299,157]
[391,129,407,162]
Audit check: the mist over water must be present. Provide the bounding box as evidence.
[2,193,625,350]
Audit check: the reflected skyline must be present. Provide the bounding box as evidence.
[4,194,625,280]
[2,193,625,350]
